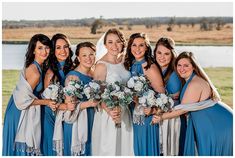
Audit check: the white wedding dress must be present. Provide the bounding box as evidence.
[92,61,134,156]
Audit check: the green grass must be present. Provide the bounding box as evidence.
[2,68,233,119]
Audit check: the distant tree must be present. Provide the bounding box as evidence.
[167,17,175,32]
[91,19,103,34]
[200,18,211,31]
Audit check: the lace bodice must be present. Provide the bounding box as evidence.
[97,61,131,84]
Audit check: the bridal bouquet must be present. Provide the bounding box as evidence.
[63,80,84,103]
[101,81,133,128]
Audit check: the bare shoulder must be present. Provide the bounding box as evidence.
[188,76,209,90]
[25,64,40,80]
[94,62,107,81]
[45,68,54,79]
[25,64,40,89]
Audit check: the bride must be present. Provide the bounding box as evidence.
[91,28,134,156]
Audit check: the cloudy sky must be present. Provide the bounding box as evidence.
[2,2,233,20]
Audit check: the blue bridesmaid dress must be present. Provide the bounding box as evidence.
[40,61,66,156]
[2,61,43,156]
[63,70,94,156]
[180,73,233,156]
[130,59,160,156]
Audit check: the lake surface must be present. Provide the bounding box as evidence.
[2,44,233,70]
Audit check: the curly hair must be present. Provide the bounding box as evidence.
[124,33,156,71]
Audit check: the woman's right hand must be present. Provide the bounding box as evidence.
[47,100,57,111]
[66,102,75,111]
[108,107,121,122]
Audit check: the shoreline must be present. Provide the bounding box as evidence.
[2,40,233,46]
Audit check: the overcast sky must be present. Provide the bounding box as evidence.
[2,2,233,20]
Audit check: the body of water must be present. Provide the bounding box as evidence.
[2,44,233,70]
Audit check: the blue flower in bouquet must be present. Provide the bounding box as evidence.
[63,80,84,100]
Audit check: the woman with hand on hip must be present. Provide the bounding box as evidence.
[152,51,233,156]
[2,34,55,156]
[124,33,165,156]
[153,37,183,156]
[92,28,134,156]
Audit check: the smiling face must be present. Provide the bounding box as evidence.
[131,37,147,61]
[34,41,50,63]
[176,58,194,80]
[77,47,95,69]
[105,33,123,56]
[55,39,70,62]
[155,44,172,70]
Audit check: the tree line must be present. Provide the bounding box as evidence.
[3,16,232,33]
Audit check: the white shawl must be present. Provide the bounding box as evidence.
[161,99,219,156]
[53,103,88,156]
[12,70,41,155]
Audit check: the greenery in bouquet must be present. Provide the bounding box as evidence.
[83,80,106,102]
[41,82,64,103]
[63,80,84,100]
[127,75,151,97]
[101,81,133,109]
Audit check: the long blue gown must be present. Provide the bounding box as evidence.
[63,70,94,156]
[2,61,43,156]
[130,59,160,156]
[40,61,66,156]
[180,73,233,156]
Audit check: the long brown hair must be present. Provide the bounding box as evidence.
[175,51,220,101]
[124,33,158,71]
[153,37,177,83]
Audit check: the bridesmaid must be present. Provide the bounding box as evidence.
[153,37,183,156]
[41,33,73,155]
[2,34,57,156]
[62,42,98,156]
[124,33,165,156]
[152,51,233,156]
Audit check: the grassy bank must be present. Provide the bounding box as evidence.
[2,67,233,119]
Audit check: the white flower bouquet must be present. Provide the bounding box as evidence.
[133,89,158,125]
[83,80,106,101]
[63,80,84,103]
[127,75,150,97]
[154,93,174,113]
[101,81,133,128]
[41,82,64,114]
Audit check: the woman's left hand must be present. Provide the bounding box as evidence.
[144,107,152,116]
[151,114,161,125]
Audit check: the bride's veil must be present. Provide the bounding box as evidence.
[95,32,107,62]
